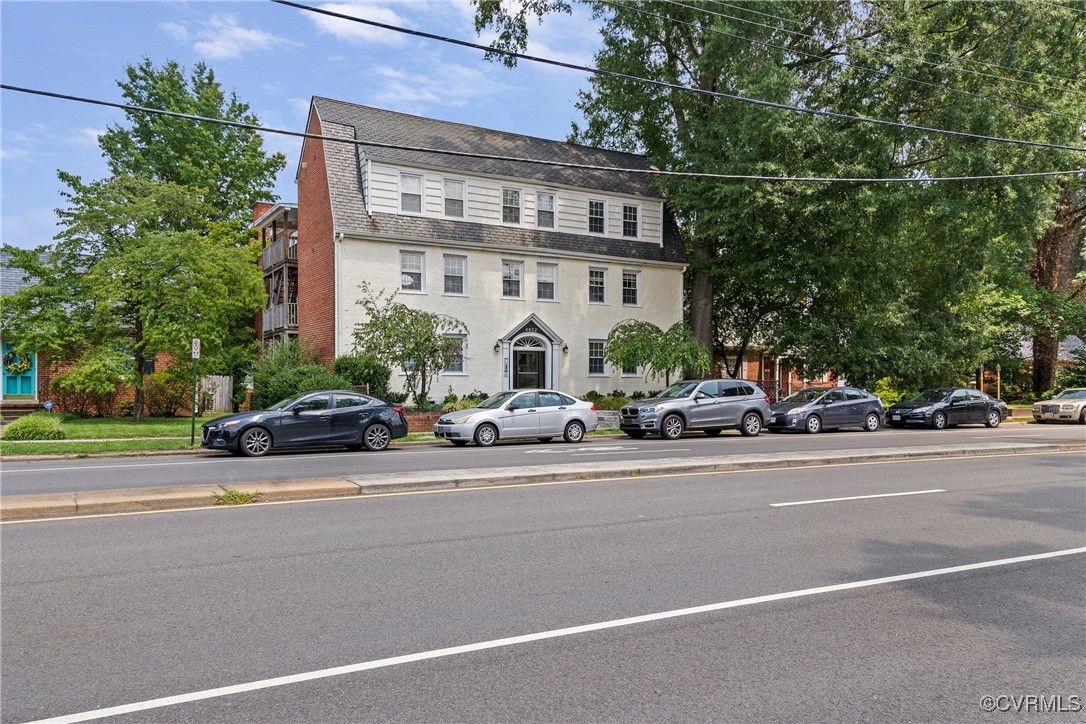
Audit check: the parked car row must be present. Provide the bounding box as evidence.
[202,382,1016,457]
[1031,388,1086,424]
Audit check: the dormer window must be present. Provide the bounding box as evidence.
[444,179,464,218]
[537,192,555,229]
[400,174,422,214]
[502,188,521,224]
[588,199,606,234]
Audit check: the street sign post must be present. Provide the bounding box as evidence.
[191,338,200,445]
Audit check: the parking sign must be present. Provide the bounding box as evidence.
[192,338,201,359]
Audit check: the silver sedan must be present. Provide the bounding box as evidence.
[434,389,599,447]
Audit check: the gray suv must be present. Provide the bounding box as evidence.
[619,379,772,439]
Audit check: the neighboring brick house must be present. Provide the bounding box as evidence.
[1,250,41,416]
[279,97,688,398]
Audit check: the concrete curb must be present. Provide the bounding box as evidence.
[2,441,1082,521]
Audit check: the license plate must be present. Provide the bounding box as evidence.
[891,414,900,421]
[770,416,778,423]
[1044,413,1054,418]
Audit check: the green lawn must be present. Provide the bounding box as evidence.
[50,414,229,439]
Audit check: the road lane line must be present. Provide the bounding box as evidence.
[771,489,946,507]
[30,547,1086,724]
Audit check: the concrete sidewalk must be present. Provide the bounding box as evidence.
[3,440,1082,521]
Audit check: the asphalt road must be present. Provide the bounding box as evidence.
[2,423,1084,496]
[2,452,1083,722]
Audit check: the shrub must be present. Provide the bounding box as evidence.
[630,391,646,401]
[260,365,351,407]
[383,390,409,404]
[442,386,459,406]
[445,395,486,412]
[1,412,66,441]
[142,362,194,417]
[333,354,391,398]
[592,395,629,411]
[1056,347,1086,391]
[873,378,917,408]
[51,350,127,416]
[251,339,320,409]
[646,390,661,398]
[582,390,604,402]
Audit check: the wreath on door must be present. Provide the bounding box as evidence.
[3,351,32,375]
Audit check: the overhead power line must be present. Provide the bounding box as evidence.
[2,84,1083,184]
[599,0,1079,122]
[268,0,1086,155]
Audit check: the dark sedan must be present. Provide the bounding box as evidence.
[767,387,883,433]
[201,390,409,456]
[886,387,1007,430]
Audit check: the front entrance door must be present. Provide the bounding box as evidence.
[2,341,36,399]
[514,351,544,389]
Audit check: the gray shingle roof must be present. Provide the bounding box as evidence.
[0,250,47,297]
[311,97,685,266]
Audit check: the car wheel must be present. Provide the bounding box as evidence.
[537,437,553,443]
[931,411,948,430]
[660,414,684,440]
[1080,409,1086,425]
[704,428,723,437]
[625,430,646,439]
[804,415,822,434]
[363,423,392,451]
[740,412,762,437]
[563,421,585,443]
[984,410,1002,428]
[450,440,469,447]
[239,427,272,457]
[863,412,881,432]
[474,423,498,447]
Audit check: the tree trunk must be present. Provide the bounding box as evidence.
[133,320,145,423]
[1031,335,1059,395]
[689,236,714,360]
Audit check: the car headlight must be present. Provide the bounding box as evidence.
[639,407,658,415]
[223,420,240,428]
[787,407,807,415]
[912,406,931,414]
[1061,404,1075,410]
[456,414,474,424]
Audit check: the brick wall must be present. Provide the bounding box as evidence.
[404,411,442,433]
[296,106,337,366]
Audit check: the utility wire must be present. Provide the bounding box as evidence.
[268,0,1086,154]
[3,84,1082,184]
[599,0,1080,122]
[678,0,1081,94]
[707,0,1086,87]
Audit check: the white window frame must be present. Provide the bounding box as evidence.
[621,269,641,307]
[442,334,467,375]
[443,254,466,296]
[502,259,524,299]
[400,251,425,293]
[621,363,641,377]
[536,191,556,229]
[588,198,607,235]
[400,173,423,215]
[443,179,465,219]
[536,262,558,301]
[622,203,640,239]
[501,187,522,225]
[588,267,608,305]
[588,339,607,376]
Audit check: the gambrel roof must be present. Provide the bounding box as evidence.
[308,97,686,265]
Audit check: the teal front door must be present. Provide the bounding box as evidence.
[2,341,36,399]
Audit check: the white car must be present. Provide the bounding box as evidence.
[435,389,599,447]
[1033,388,1086,424]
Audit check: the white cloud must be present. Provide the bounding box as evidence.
[371,62,511,112]
[159,21,189,42]
[286,98,312,118]
[307,3,409,46]
[1,205,62,248]
[69,128,105,147]
[193,14,301,61]
[0,147,28,161]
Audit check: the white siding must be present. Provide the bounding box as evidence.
[369,164,399,213]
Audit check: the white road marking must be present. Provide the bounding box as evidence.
[771,489,946,507]
[571,449,690,456]
[30,547,1085,724]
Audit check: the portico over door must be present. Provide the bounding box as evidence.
[499,314,564,392]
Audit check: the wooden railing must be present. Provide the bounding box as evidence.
[261,233,298,270]
[263,303,298,332]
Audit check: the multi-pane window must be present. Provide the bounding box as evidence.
[400,252,424,292]
[502,188,521,224]
[623,363,639,375]
[502,260,523,298]
[588,200,605,234]
[589,340,606,375]
[537,263,557,300]
[400,174,422,213]
[443,335,465,373]
[622,271,639,305]
[589,268,606,303]
[622,204,638,238]
[444,180,464,218]
[443,255,465,295]
[537,192,555,229]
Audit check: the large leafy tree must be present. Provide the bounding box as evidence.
[2,175,264,420]
[604,319,710,385]
[475,0,1085,392]
[98,58,286,223]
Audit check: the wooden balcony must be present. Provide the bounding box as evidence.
[261,233,298,271]
[263,303,298,333]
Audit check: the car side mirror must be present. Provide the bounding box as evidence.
[292,407,302,415]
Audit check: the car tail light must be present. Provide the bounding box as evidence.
[764,395,771,405]
[590,403,596,411]
[392,405,405,415]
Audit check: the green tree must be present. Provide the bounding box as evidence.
[604,319,710,385]
[98,58,286,224]
[350,283,468,407]
[1,175,264,420]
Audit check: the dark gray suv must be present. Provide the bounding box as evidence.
[619,379,772,440]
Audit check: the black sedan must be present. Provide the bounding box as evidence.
[767,387,883,434]
[201,390,409,456]
[886,387,1007,430]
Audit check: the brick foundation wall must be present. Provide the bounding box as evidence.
[404,411,442,433]
[297,106,337,366]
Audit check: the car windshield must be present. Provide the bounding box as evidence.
[1054,389,1086,400]
[267,394,306,411]
[477,391,519,409]
[658,382,701,399]
[782,389,825,403]
[909,389,952,403]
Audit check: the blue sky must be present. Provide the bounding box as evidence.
[1,1,603,249]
